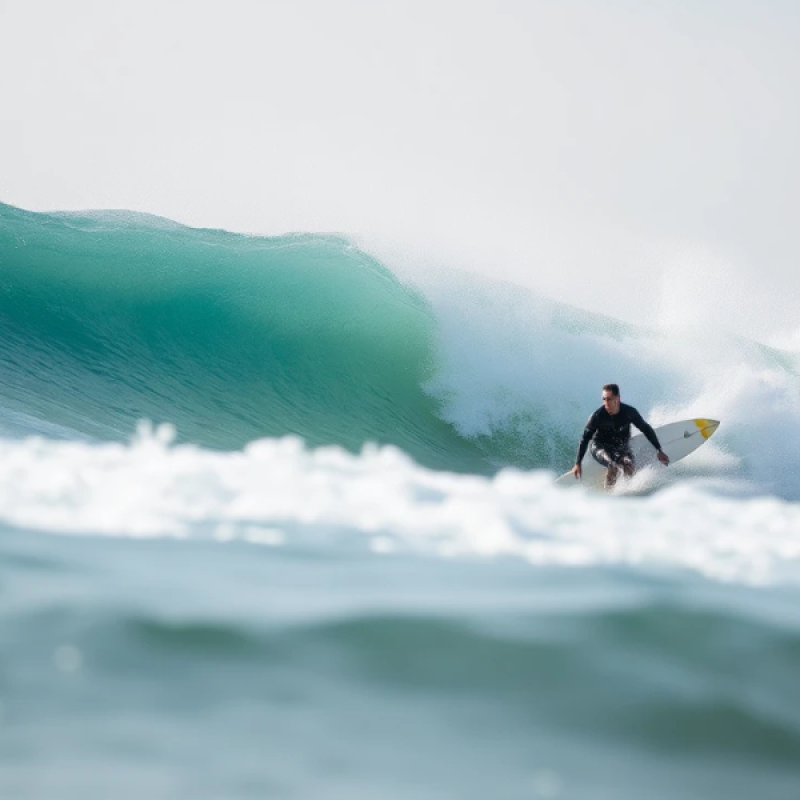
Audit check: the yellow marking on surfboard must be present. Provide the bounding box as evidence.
[694,419,720,440]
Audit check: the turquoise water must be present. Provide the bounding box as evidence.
[0,203,486,469]
[2,203,800,799]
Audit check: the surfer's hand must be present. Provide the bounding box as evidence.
[571,464,582,480]
[657,450,670,466]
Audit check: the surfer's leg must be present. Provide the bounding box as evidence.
[621,452,635,478]
[592,447,621,489]
[591,446,611,468]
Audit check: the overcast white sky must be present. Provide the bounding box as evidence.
[1,0,799,338]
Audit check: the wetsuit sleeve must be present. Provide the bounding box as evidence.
[575,412,599,465]
[629,407,662,451]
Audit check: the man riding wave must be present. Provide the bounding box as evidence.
[571,383,669,488]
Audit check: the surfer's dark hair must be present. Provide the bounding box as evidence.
[602,383,620,396]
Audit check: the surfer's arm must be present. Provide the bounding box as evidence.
[575,413,598,465]
[630,409,664,453]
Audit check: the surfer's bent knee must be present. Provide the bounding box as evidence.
[592,446,634,473]
[591,447,615,468]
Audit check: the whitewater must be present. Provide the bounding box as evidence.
[2,202,800,800]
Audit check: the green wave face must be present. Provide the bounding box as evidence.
[0,204,487,471]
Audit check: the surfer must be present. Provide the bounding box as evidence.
[571,384,669,488]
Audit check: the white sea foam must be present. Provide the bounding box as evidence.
[1,425,798,587]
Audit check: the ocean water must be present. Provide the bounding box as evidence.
[1,202,800,799]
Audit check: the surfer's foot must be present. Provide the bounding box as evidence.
[604,466,619,489]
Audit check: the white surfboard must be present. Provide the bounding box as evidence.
[556,418,720,491]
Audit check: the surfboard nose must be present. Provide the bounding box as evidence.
[695,419,720,440]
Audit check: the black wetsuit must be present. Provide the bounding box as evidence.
[576,403,662,469]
